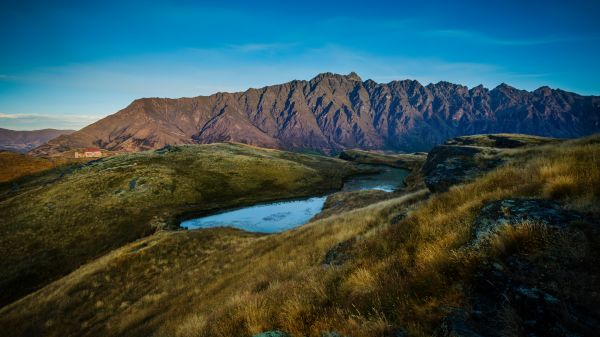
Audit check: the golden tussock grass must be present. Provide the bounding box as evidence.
[168,131,600,336]
[0,151,89,183]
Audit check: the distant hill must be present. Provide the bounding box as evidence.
[30,72,600,155]
[0,128,75,153]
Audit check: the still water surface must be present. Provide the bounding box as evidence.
[181,166,408,233]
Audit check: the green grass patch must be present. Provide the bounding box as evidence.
[0,143,357,306]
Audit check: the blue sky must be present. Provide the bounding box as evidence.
[1,0,599,130]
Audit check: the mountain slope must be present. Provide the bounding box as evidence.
[0,128,75,153]
[31,72,600,155]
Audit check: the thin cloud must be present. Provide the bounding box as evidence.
[226,42,299,53]
[504,72,552,79]
[0,113,101,130]
[427,29,588,46]
[0,113,21,119]
[0,74,16,81]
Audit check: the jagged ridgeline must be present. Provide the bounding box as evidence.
[31,72,600,155]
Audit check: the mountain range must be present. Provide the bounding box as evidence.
[0,128,75,153]
[30,72,600,155]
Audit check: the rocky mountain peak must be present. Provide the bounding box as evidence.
[494,82,518,92]
[310,71,363,83]
[534,86,553,96]
[345,71,362,81]
[469,84,488,95]
[30,73,600,155]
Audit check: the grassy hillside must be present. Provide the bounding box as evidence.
[1,135,598,336]
[338,149,427,191]
[0,143,357,307]
[339,149,426,170]
[0,151,54,182]
[444,133,562,148]
[0,151,82,183]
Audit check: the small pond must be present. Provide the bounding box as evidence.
[181,166,408,233]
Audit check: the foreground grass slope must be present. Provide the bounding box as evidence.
[1,134,598,337]
[0,143,356,307]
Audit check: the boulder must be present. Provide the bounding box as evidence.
[472,198,582,245]
[322,238,355,266]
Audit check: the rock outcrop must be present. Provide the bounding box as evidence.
[421,144,501,192]
[436,198,599,337]
[471,198,582,245]
[421,134,561,193]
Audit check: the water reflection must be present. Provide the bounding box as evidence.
[181,166,408,233]
[182,196,326,233]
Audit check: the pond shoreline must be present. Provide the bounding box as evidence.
[179,164,409,233]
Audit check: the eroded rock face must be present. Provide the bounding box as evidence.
[436,310,488,337]
[421,145,502,192]
[30,72,600,155]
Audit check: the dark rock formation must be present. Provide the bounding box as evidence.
[30,72,600,155]
[436,198,599,337]
[421,134,562,193]
[322,238,356,266]
[437,260,600,337]
[472,198,582,245]
[421,145,502,192]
